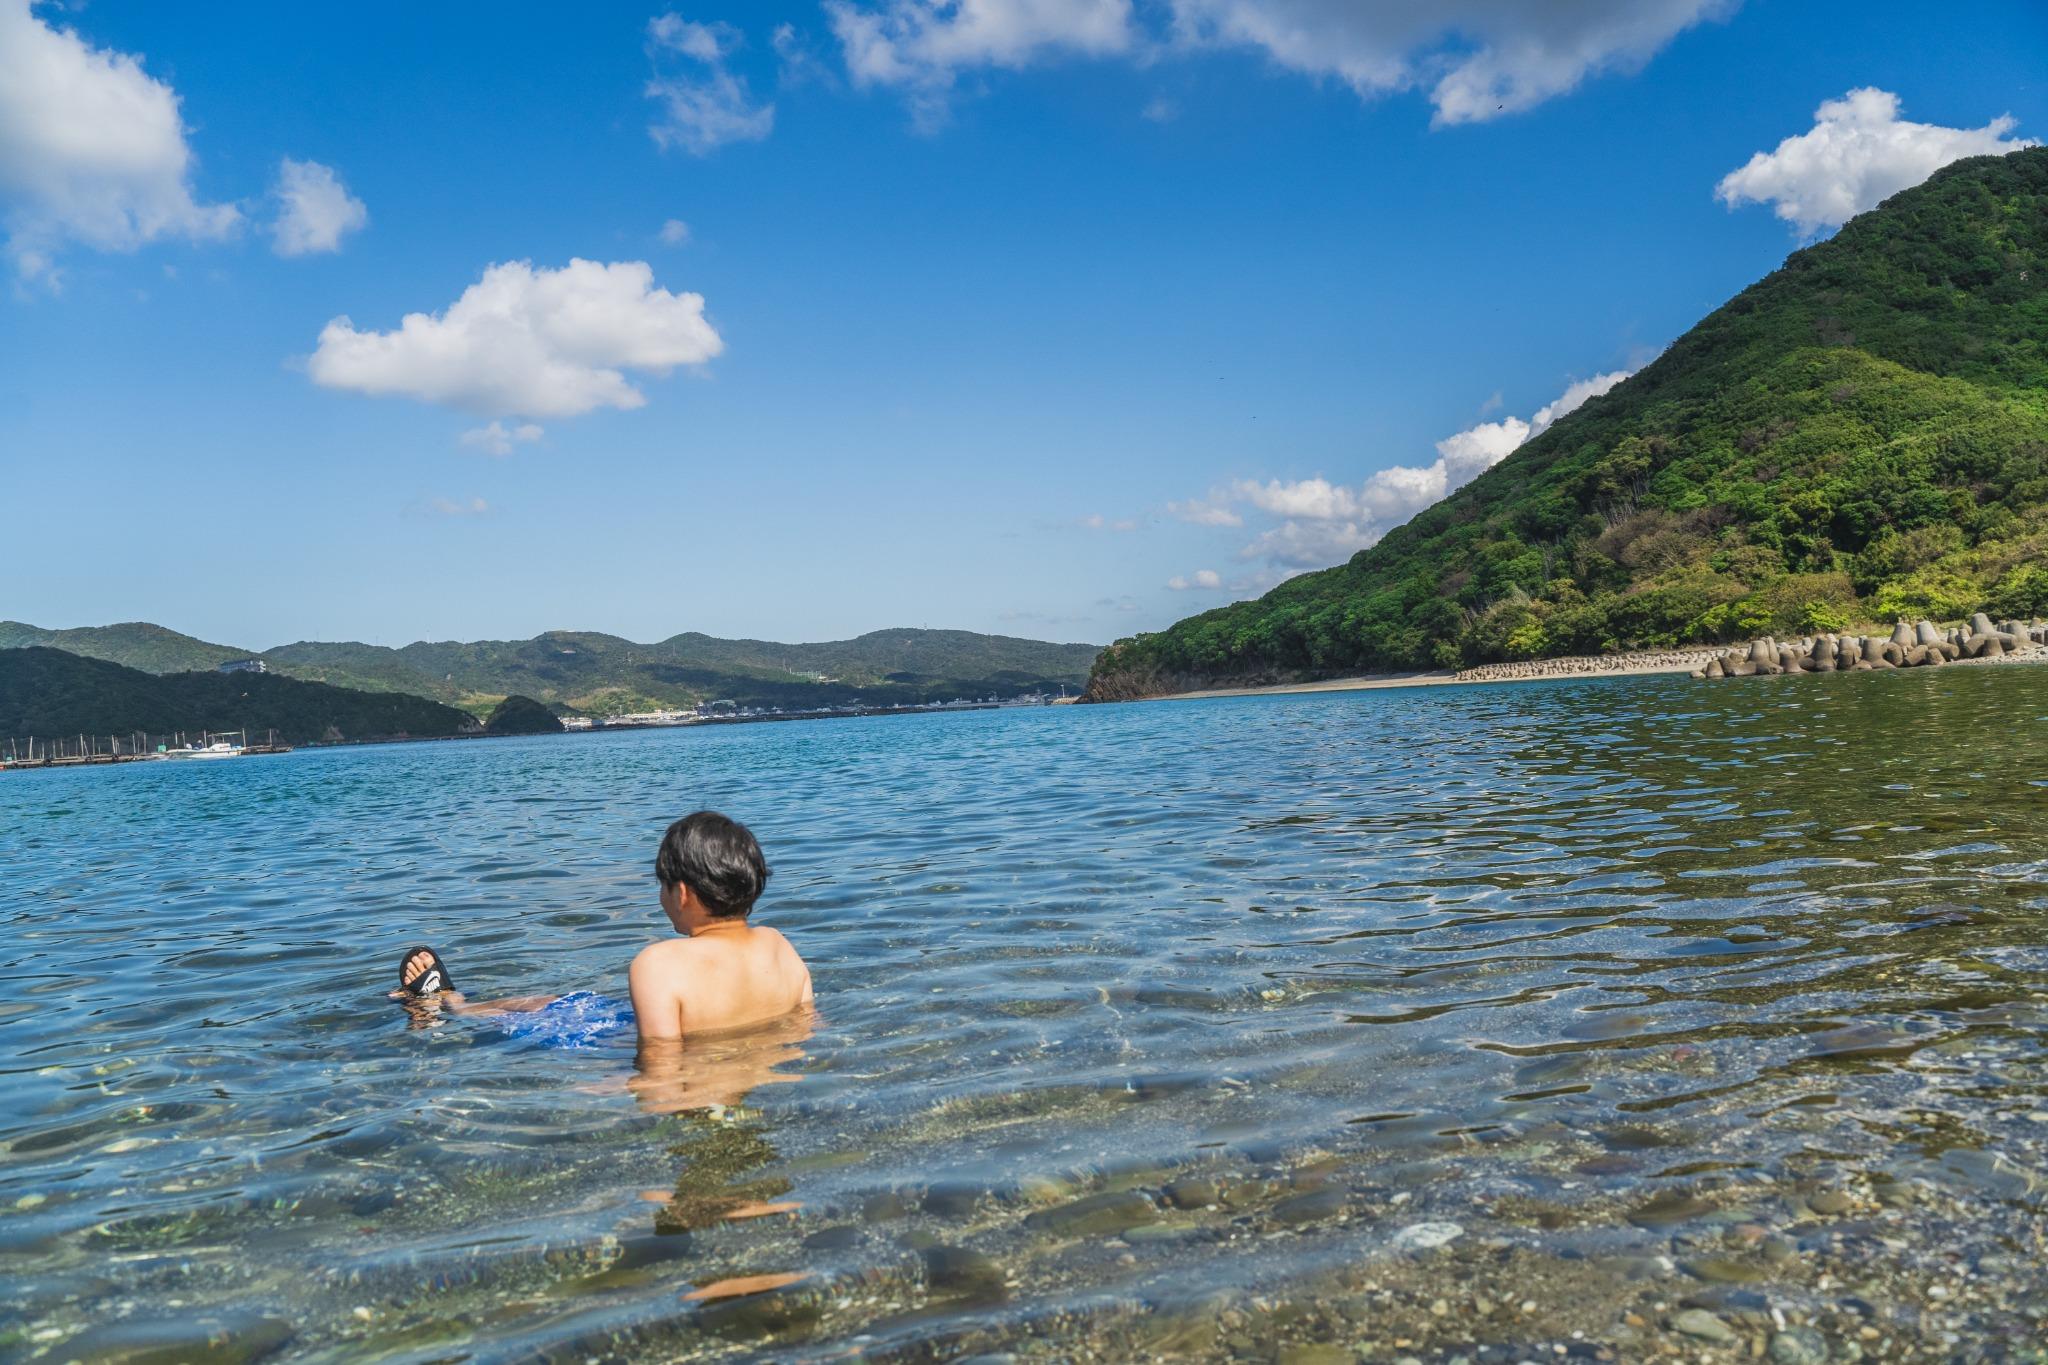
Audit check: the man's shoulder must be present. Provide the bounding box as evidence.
[633,927,800,972]
[751,924,807,964]
[631,937,696,977]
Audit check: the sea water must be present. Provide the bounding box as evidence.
[3,668,2046,1360]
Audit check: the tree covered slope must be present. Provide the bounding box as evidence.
[1086,148,2048,700]
[483,694,564,735]
[0,620,247,673]
[263,627,1100,714]
[3,623,1102,716]
[0,648,476,744]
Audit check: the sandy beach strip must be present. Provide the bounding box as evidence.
[1151,649,1709,702]
[1150,642,2047,703]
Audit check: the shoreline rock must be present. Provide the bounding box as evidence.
[1688,619,2048,681]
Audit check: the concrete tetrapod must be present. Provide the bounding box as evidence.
[1692,620,2044,680]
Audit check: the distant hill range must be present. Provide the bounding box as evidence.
[0,647,476,745]
[1087,148,2048,700]
[0,621,1102,717]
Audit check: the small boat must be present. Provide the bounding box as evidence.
[163,733,245,760]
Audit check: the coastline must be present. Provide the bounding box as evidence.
[0,696,1079,772]
[1149,641,2048,702]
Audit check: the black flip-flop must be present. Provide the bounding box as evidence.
[398,946,456,996]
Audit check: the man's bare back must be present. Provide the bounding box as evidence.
[630,812,811,1040]
[629,922,812,1040]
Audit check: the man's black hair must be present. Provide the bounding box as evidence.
[654,811,770,918]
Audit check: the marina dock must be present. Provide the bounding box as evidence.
[1,730,292,772]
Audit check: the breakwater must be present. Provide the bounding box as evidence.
[1693,613,2048,678]
[1454,647,1722,684]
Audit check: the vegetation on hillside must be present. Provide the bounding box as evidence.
[0,621,246,674]
[0,648,477,745]
[483,694,565,735]
[274,629,1101,714]
[1,621,1100,717]
[1087,149,2048,698]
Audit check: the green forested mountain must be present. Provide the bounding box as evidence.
[0,648,476,744]
[0,621,247,674]
[1,620,1100,716]
[1086,148,2048,700]
[269,628,1099,712]
[483,694,565,735]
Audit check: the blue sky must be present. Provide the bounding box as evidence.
[2,0,2043,650]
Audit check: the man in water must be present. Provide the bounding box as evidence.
[393,811,813,1042]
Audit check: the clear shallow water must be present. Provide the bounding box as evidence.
[4,669,2048,1361]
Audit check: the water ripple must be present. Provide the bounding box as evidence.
[2,667,2045,1358]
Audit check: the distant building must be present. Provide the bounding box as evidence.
[217,658,267,674]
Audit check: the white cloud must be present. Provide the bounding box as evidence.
[651,13,730,62]
[1141,95,1178,123]
[1240,518,1380,568]
[772,22,830,85]
[826,0,1136,126]
[1181,368,1635,571]
[1716,88,2037,236]
[0,0,239,279]
[270,158,366,256]
[1166,565,1297,596]
[1428,415,1529,487]
[1167,496,1243,527]
[1231,475,1359,521]
[308,258,724,419]
[1530,370,1628,429]
[429,496,491,517]
[646,14,776,154]
[460,420,544,456]
[1170,0,1731,125]
[1079,513,1138,531]
[659,217,691,246]
[1389,369,1628,510]
[823,0,1729,127]
[1352,367,1628,534]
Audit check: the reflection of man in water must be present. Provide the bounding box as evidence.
[632,1012,816,1234]
[629,1011,814,1114]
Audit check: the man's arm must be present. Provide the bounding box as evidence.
[454,992,561,1015]
[630,944,683,1041]
[387,989,559,1016]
